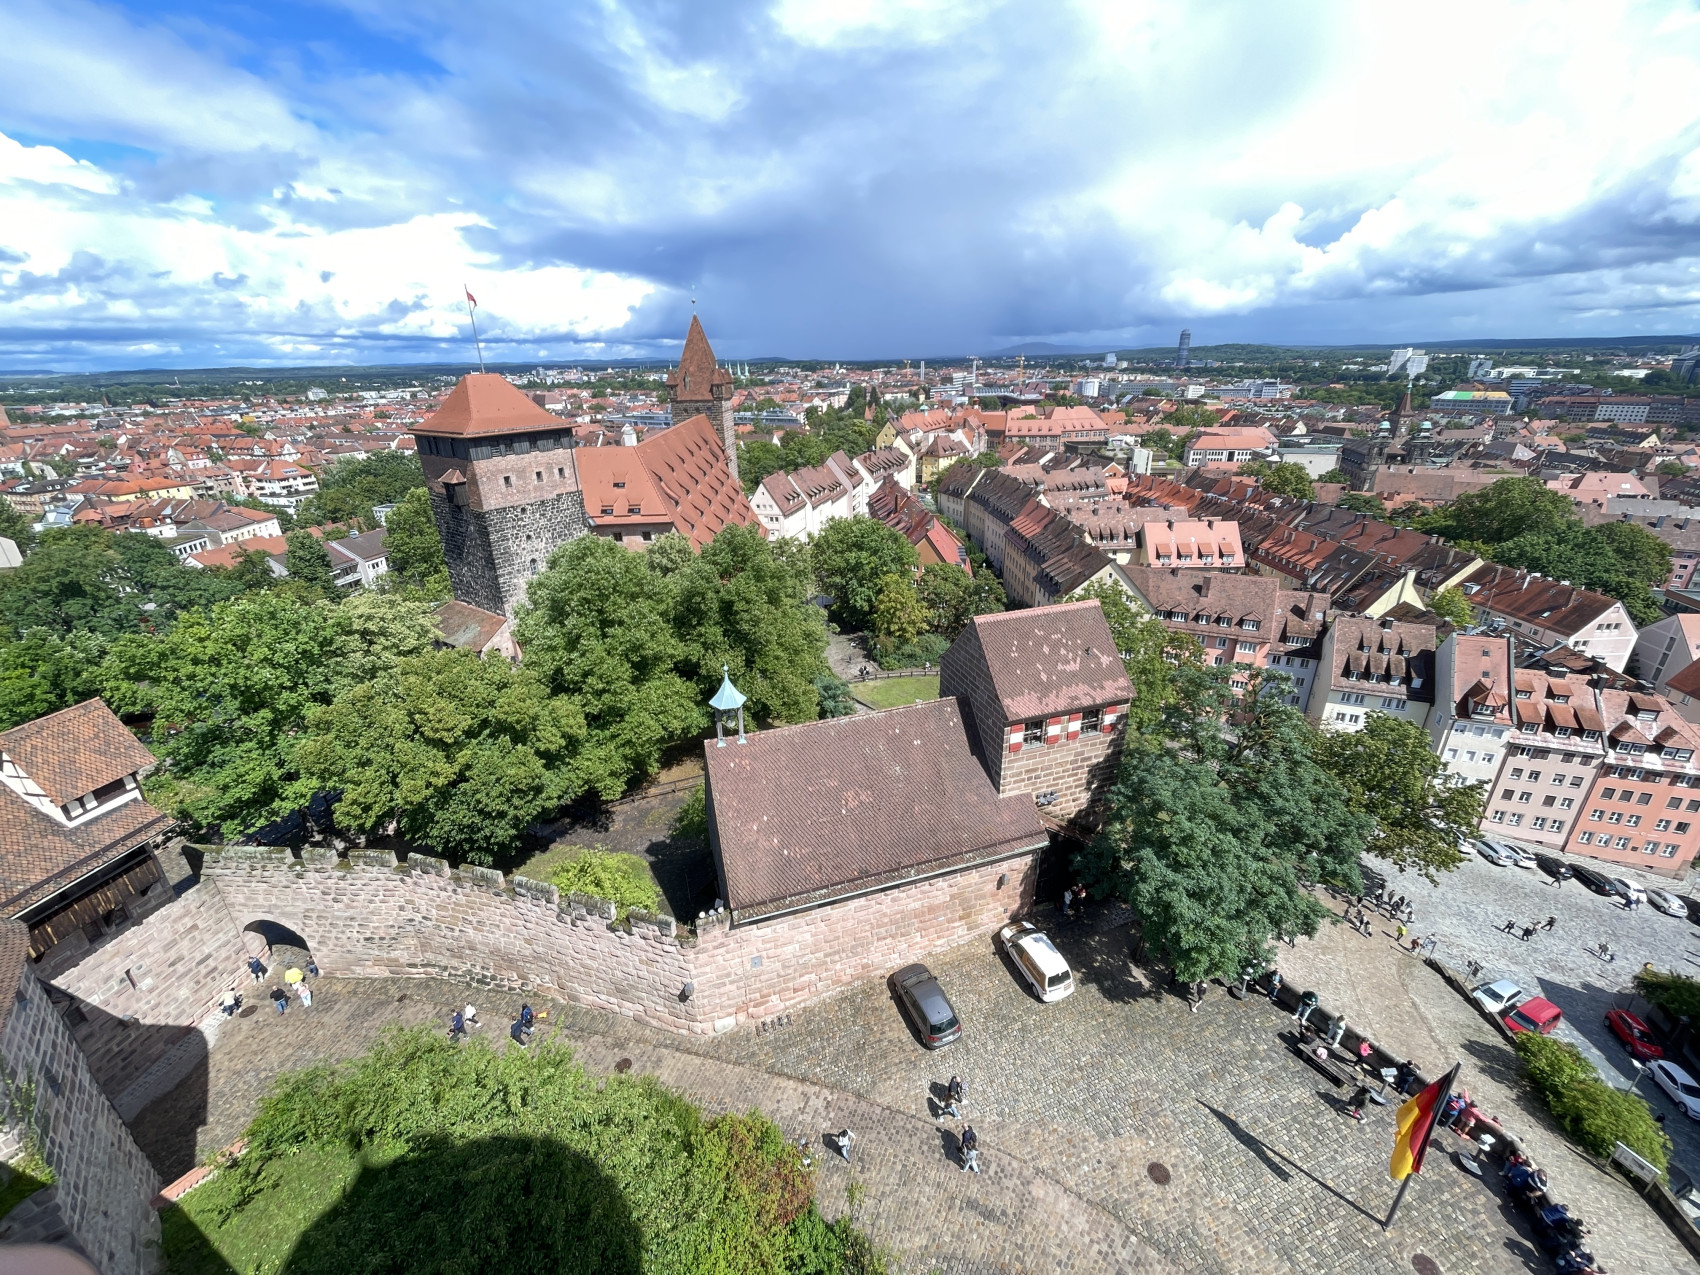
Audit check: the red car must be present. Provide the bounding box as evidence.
[1606,1009,1663,1061]
[1505,997,1563,1036]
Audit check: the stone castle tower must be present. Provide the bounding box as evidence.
[414,373,588,617]
[666,315,738,481]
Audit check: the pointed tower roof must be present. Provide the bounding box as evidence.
[415,373,560,438]
[666,315,733,403]
[709,665,747,711]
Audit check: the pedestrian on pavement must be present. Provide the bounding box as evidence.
[220,988,239,1017]
[247,955,265,983]
[1345,1083,1372,1121]
[450,1010,465,1042]
[463,1004,479,1031]
[1498,918,1517,934]
[1395,922,1408,943]
[835,1129,854,1162]
[1542,916,1557,932]
[1267,970,1283,1003]
[1327,1015,1347,1048]
[938,1075,965,1121]
[1394,1060,1417,1095]
[1189,981,1206,1013]
[1520,924,1536,942]
[798,1137,813,1168]
[520,1004,536,1036]
[1294,989,1319,1028]
[960,1125,980,1173]
[297,982,312,1008]
[306,958,320,978]
[270,987,288,1015]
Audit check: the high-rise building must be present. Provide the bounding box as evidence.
[1104,352,1118,368]
[1467,357,1494,379]
[666,315,738,481]
[1175,329,1192,368]
[414,374,589,618]
[1388,347,1429,378]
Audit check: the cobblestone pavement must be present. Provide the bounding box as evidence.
[137,918,1570,1275]
[132,975,1172,1274]
[1357,851,1700,1181]
[1276,887,1698,1275]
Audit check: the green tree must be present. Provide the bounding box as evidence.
[738,440,787,493]
[1316,468,1348,484]
[1418,476,1576,545]
[1239,461,1315,501]
[383,488,449,594]
[0,629,106,729]
[516,536,705,799]
[1658,460,1688,477]
[1427,586,1475,629]
[810,517,918,632]
[0,501,35,554]
[1336,492,1386,515]
[296,450,426,528]
[814,674,855,718]
[871,572,927,653]
[1313,712,1483,881]
[285,530,338,596]
[294,648,587,866]
[915,563,988,639]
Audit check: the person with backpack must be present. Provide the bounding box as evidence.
[937,1075,965,1122]
[449,1010,465,1043]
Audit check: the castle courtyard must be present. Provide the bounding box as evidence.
[132,904,1693,1275]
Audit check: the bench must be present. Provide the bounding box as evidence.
[1288,1034,1355,1088]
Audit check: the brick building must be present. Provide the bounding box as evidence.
[1119,567,1329,693]
[666,315,738,481]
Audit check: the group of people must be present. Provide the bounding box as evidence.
[1060,882,1089,922]
[1369,885,1414,923]
[934,1074,980,1172]
[224,953,320,1017]
[1504,1151,1601,1272]
[1497,916,1558,942]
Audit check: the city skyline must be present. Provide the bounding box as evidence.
[3,0,1700,371]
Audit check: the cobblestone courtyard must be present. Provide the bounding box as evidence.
[126,907,1669,1275]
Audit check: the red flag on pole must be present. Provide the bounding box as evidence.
[464,288,478,308]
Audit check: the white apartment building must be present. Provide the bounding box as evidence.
[1308,614,1438,733]
[1428,633,1514,789]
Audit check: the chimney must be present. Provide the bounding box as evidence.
[1198,574,1211,597]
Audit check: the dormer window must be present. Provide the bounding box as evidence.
[1667,747,1695,762]
[1515,690,1532,700]
[1583,729,1601,741]
[1550,694,1569,704]
[1215,616,1232,628]
[613,481,626,489]
[1240,619,1260,631]
[1638,710,1658,722]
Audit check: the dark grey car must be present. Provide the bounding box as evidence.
[889,963,962,1048]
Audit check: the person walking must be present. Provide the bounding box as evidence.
[220,988,239,1017]
[1394,1060,1417,1095]
[270,987,288,1016]
[1327,1015,1347,1048]
[938,1075,965,1122]
[519,1004,536,1037]
[1267,970,1283,1003]
[463,1004,479,1031]
[305,958,320,978]
[1294,989,1319,1028]
[960,1125,980,1173]
[296,981,312,1009]
[449,1009,466,1042]
[1542,916,1557,932]
[1520,924,1536,942]
[247,955,265,984]
[1345,1083,1372,1121]
[1395,922,1408,943]
[1061,887,1074,920]
[835,1129,855,1163]
[510,1017,529,1046]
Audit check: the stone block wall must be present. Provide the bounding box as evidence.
[0,963,160,1275]
[1000,726,1125,821]
[430,488,589,617]
[42,877,249,1100]
[200,843,1039,1034]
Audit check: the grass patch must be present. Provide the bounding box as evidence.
[0,1151,54,1221]
[162,1028,883,1275]
[851,676,939,711]
[512,844,664,920]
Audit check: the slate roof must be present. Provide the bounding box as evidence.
[1,700,156,807]
[705,698,1047,922]
[414,373,560,438]
[960,601,1133,722]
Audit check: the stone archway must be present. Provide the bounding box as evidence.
[241,919,313,971]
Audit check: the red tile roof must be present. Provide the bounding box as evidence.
[637,414,759,548]
[665,316,733,405]
[704,698,1047,922]
[415,373,561,438]
[961,601,1134,722]
[1,699,157,807]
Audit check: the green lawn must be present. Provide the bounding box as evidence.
[851,675,939,710]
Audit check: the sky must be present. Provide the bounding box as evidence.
[3,0,1700,371]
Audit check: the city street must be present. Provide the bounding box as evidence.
[1356,847,1700,1177]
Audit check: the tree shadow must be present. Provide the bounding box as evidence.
[1052,923,1157,1006]
[276,1134,641,1274]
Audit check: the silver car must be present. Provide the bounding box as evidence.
[1649,888,1690,919]
[890,964,962,1049]
[1651,1060,1700,1120]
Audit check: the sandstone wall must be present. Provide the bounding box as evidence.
[0,963,160,1275]
[44,878,250,1100]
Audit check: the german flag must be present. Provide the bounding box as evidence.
[1389,1064,1458,1181]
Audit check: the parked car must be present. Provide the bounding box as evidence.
[1650,1060,1700,1120]
[1472,979,1526,1015]
[1534,853,1573,882]
[1475,841,1515,867]
[1611,878,1648,907]
[1605,1008,1664,1061]
[1504,844,1538,870]
[997,921,1075,1002]
[1505,997,1563,1036]
[1571,864,1617,896]
[889,964,962,1049]
[1648,888,1690,919]
[1678,896,1700,927]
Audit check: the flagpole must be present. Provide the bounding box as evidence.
[464,284,485,373]
[1385,1061,1461,1231]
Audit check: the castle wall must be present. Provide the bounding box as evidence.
[39,875,249,1104]
[1,962,160,1275]
[199,843,1038,1034]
